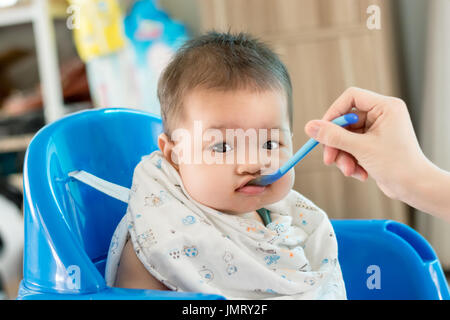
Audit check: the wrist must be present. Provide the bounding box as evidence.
[398,156,450,221]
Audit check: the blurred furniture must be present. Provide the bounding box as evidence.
[189,0,408,223]
[19,108,449,299]
[0,0,66,123]
[0,194,23,300]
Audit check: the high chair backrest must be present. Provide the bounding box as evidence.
[22,108,163,294]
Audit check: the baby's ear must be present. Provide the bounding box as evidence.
[158,133,179,170]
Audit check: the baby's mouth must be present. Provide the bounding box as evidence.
[236,184,266,195]
[235,179,266,195]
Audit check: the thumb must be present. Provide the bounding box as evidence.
[304,120,361,153]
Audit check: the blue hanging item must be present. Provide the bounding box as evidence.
[124,0,189,114]
[124,0,188,63]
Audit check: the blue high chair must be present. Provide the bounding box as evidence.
[18,108,450,300]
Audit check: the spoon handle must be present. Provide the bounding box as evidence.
[252,113,359,186]
[280,113,359,175]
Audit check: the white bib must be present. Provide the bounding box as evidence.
[104,150,346,299]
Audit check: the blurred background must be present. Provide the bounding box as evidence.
[0,0,449,299]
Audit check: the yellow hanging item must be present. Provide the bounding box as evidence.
[68,0,125,61]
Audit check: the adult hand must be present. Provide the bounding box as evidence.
[304,87,434,206]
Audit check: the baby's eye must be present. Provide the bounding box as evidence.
[211,142,232,153]
[263,140,280,150]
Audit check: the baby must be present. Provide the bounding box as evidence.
[105,31,346,299]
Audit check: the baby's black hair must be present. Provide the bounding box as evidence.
[158,31,293,136]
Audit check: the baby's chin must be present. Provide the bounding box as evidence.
[189,172,294,214]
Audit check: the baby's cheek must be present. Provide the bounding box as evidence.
[268,169,294,201]
[178,165,205,199]
[280,169,295,190]
[283,168,295,185]
[179,164,230,205]
[276,147,295,187]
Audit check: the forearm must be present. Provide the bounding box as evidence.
[399,159,450,222]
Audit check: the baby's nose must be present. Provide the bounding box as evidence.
[234,143,273,175]
[236,161,263,176]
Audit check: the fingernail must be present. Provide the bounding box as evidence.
[307,123,320,138]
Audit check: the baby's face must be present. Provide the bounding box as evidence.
[167,88,294,214]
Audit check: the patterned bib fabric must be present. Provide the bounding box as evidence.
[105,150,346,299]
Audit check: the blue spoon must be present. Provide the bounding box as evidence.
[248,113,359,186]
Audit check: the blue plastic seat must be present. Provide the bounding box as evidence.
[18,108,450,300]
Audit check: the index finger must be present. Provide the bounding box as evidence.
[323,87,388,121]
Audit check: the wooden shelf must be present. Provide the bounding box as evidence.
[0,0,68,27]
[0,0,66,124]
[0,1,34,27]
[7,172,23,193]
[0,133,34,153]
